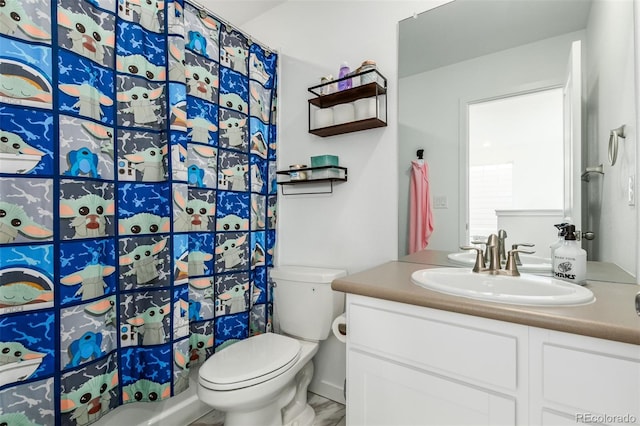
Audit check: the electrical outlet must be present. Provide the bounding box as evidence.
[629,175,635,206]
[433,195,448,209]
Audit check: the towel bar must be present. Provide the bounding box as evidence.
[581,164,604,182]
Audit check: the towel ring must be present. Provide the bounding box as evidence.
[608,125,626,166]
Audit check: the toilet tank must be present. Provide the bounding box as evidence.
[270,265,346,341]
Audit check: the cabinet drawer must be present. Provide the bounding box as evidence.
[542,343,640,418]
[349,301,521,390]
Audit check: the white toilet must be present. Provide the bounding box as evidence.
[197,265,346,426]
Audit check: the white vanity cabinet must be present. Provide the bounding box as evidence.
[346,294,640,425]
[346,295,529,425]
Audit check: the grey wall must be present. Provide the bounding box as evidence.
[584,0,637,276]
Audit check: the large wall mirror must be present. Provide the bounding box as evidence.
[398,0,638,279]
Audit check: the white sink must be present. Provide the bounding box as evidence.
[447,252,552,273]
[411,267,594,306]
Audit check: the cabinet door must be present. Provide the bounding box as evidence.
[530,328,640,425]
[347,349,516,426]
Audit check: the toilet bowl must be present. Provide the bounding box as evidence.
[198,333,318,426]
[197,265,346,426]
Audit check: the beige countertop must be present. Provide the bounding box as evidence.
[332,251,640,345]
[401,249,638,284]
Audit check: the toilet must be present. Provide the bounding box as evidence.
[197,265,346,426]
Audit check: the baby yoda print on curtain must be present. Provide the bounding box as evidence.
[0,0,277,423]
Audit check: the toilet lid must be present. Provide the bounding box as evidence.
[199,333,301,391]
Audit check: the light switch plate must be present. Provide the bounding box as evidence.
[433,195,448,209]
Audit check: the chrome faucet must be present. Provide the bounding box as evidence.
[461,232,535,276]
[473,233,503,269]
[477,230,507,266]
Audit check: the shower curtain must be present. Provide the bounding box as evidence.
[0,0,278,424]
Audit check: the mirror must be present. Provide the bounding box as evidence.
[398,0,638,279]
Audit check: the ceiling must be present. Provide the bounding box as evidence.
[399,0,593,78]
[195,0,593,80]
[198,0,287,26]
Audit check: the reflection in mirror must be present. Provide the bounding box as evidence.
[398,0,637,279]
[467,88,563,250]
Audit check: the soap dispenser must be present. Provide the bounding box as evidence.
[552,224,586,285]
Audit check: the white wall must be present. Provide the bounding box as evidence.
[240,0,447,272]
[398,31,586,255]
[223,0,449,404]
[584,0,637,275]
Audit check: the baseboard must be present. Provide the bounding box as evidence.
[308,379,346,405]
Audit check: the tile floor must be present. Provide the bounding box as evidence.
[189,392,346,426]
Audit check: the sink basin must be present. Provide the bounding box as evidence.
[447,252,552,273]
[411,267,594,306]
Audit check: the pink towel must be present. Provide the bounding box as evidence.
[409,160,434,254]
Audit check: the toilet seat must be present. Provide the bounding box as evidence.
[199,333,301,391]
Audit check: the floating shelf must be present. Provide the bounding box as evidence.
[309,117,387,137]
[308,70,387,137]
[276,166,347,195]
[308,81,387,108]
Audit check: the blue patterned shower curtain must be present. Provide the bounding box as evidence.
[0,0,278,424]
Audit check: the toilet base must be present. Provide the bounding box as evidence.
[282,361,315,425]
[224,401,286,426]
[206,382,295,426]
[284,404,314,426]
[221,363,317,426]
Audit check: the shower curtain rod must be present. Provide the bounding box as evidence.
[187,0,280,55]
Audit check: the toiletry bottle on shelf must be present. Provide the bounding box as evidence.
[358,60,377,84]
[552,224,586,285]
[549,222,569,261]
[338,62,352,91]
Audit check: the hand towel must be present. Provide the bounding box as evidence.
[409,160,434,254]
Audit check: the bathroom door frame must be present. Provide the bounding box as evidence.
[458,79,567,247]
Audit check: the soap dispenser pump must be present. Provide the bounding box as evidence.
[550,222,569,260]
[552,224,587,285]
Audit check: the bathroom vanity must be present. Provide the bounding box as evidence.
[332,251,640,425]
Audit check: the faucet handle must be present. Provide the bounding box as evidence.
[510,243,535,266]
[511,243,535,250]
[509,248,535,255]
[505,248,535,276]
[470,240,487,258]
[460,246,486,273]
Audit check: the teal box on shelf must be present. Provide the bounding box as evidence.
[310,155,339,167]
